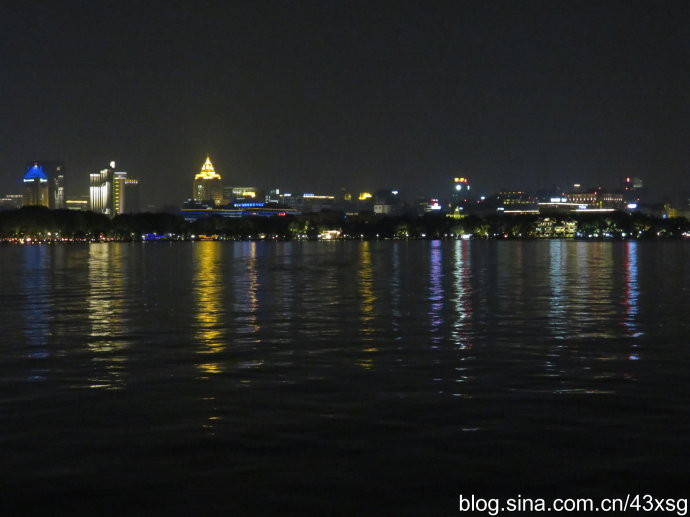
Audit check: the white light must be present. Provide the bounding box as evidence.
[110,161,116,168]
[455,184,462,191]
[627,203,638,209]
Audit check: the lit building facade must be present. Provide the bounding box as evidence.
[373,189,403,215]
[90,161,140,216]
[451,177,474,208]
[27,161,64,209]
[566,189,624,209]
[22,164,50,207]
[113,172,140,214]
[0,194,23,210]
[193,156,223,206]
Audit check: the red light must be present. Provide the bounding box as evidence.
[278,212,286,216]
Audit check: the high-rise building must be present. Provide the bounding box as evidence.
[90,161,140,216]
[22,164,50,207]
[193,156,223,206]
[622,177,645,203]
[27,161,64,208]
[451,177,472,206]
[90,162,113,214]
[113,172,139,214]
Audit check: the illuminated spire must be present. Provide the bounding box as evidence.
[195,155,221,180]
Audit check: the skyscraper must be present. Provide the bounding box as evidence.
[193,156,223,206]
[90,161,140,215]
[27,161,65,209]
[22,164,50,207]
[451,177,473,207]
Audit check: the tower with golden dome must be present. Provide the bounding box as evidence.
[193,156,223,206]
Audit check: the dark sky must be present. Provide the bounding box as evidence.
[1,0,688,206]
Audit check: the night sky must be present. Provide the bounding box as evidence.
[1,0,688,206]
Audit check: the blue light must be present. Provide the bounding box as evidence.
[23,164,48,182]
[234,202,265,208]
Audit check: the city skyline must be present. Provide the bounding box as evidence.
[1,1,688,205]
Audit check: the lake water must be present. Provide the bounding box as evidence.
[1,240,689,515]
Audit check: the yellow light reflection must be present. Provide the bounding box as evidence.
[357,241,378,368]
[233,241,261,340]
[194,242,225,376]
[87,243,127,390]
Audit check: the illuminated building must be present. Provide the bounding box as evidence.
[193,156,223,206]
[22,163,50,207]
[533,218,577,238]
[180,203,298,221]
[300,193,336,213]
[89,164,112,214]
[417,198,443,215]
[356,192,374,213]
[113,172,140,214]
[0,194,23,210]
[90,161,140,215]
[66,197,89,211]
[27,161,64,208]
[622,177,645,203]
[493,191,539,214]
[223,186,258,204]
[452,177,471,204]
[264,188,281,204]
[566,188,624,209]
[373,189,403,215]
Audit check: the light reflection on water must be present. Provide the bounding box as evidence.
[428,240,444,346]
[357,240,377,369]
[2,240,690,513]
[193,241,225,376]
[21,246,51,381]
[87,243,128,389]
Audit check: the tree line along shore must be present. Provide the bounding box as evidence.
[1,206,688,241]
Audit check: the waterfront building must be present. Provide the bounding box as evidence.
[417,198,443,215]
[493,191,540,214]
[300,193,336,213]
[566,188,624,209]
[451,177,472,206]
[264,188,281,204]
[27,161,65,208]
[180,201,298,221]
[113,172,140,214]
[65,197,89,211]
[622,177,645,203]
[90,161,140,215]
[373,189,403,215]
[193,156,223,206]
[223,186,258,205]
[22,163,50,207]
[533,218,577,238]
[0,194,23,210]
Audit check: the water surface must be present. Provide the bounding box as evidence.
[1,240,689,515]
